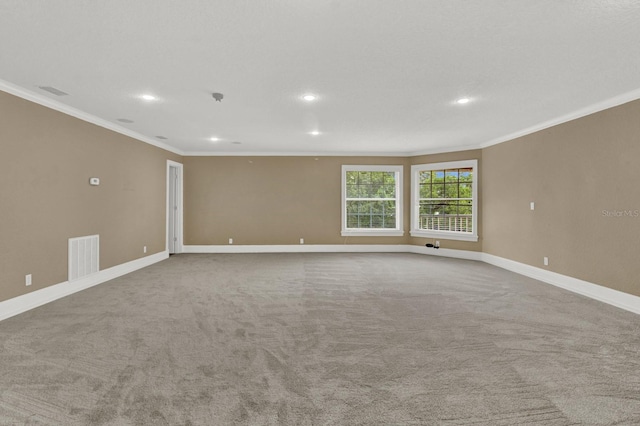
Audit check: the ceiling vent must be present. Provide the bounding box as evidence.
[117,118,134,123]
[38,86,68,96]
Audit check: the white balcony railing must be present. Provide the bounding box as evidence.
[420,214,472,233]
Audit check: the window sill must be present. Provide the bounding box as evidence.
[410,230,478,242]
[342,230,405,237]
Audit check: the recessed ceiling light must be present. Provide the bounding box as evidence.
[209,137,220,142]
[456,97,471,104]
[140,94,157,101]
[302,94,317,102]
[309,131,320,136]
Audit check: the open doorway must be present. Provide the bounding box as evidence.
[167,160,183,254]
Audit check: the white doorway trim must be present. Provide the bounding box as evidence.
[166,160,184,254]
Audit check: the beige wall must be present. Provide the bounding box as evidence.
[183,151,483,251]
[3,87,639,303]
[183,156,410,246]
[0,91,181,302]
[483,99,640,297]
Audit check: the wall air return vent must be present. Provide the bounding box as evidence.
[68,235,99,281]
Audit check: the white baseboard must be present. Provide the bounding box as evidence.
[407,245,484,261]
[183,244,485,259]
[185,244,639,315]
[0,251,168,322]
[3,246,638,321]
[481,253,640,315]
[182,244,411,253]
[184,243,484,260]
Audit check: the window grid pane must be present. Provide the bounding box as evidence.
[346,171,396,199]
[345,168,399,230]
[417,167,473,233]
[346,200,397,229]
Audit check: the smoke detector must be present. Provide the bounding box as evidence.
[212,93,224,102]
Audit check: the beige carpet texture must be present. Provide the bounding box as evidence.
[0,253,639,425]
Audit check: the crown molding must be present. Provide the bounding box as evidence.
[407,143,482,157]
[0,79,184,156]
[4,78,640,158]
[182,150,411,157]
[480,87,640,149]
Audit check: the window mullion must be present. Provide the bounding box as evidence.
[411,161,477,240]
[343,166,402,235]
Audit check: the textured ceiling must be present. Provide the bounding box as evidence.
[1,0,640,156]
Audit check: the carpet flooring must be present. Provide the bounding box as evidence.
[0,253,639,425]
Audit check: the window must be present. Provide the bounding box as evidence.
[411,160,478,241]
[342,165,403,236]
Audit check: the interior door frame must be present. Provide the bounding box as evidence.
[166,160,184,254]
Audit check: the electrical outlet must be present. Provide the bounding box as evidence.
[544,256,549,266]
[300,238,304,245]
[229,238,233,245]
[143,246,147,253]
[25,274,32,286]
[530,202,535,210]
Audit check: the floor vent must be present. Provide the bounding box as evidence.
[68,235,99,281]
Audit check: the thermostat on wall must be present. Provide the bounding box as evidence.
[89,177,100,186]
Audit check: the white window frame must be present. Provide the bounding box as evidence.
[341,165,404,237]
[410,159,478,242]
